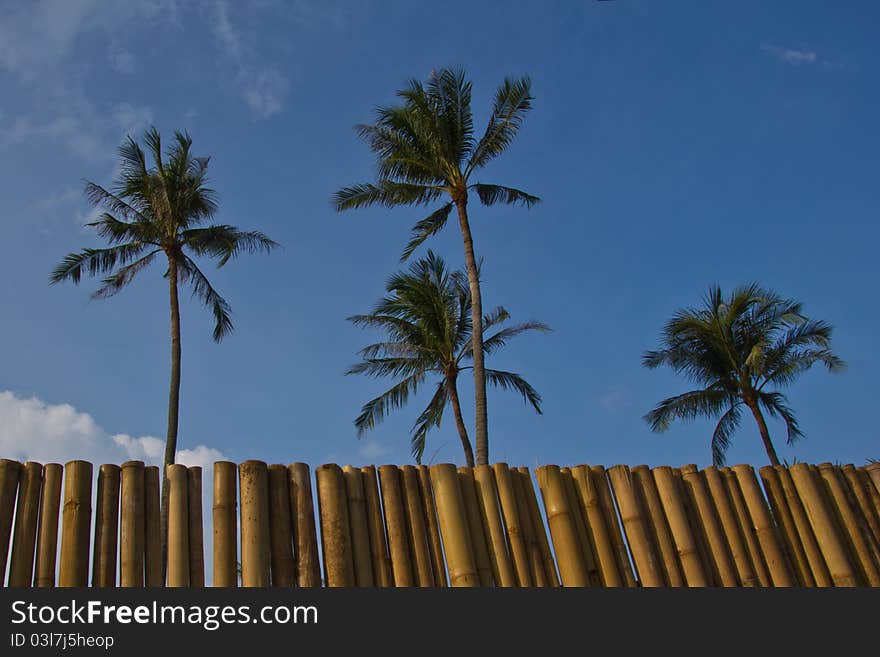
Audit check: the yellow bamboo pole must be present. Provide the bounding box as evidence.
[817,464,880,586]
[186,467,205,588]
[842,465,880,546]
[862,465,880,518]
[731,464,795,587]
[866,464,880,500]
[143,466,162,587]
[343,465,375,587]
[591,465,637,587]
[512,467,547,587]
[34,463,62,588]
[119,461,144,588]
[166,464,189,587]
[378,465,414,587]
[213,461,237,587]
[721,467,770,586]
[361,465,393,587]
[0,459,22,586]
[571,465,623,587]
[58,460,92,587]
[606,465,664,587]
[457,467,493,586]
[674,467,716,585]
[8,462,43,588]
[316,464,355,587]
[632,465,684,587]
[773,465,831,586]
[239,460,270,587]
[417,465,447,587]
[559,467,598,585]
[789,463,858,586]
[653,466,708,587]
[402,466,434,587]
[703,466,759,587]
[90,464,119,588]
[288,463,321,587]
[759,466,814,586]
[492,463,531,586]
[472,465,515,587]
[267,464,295,587]
[429,464,479,587]
[524,466,563,587]
[680,465,738,587]
[537,465,590,586]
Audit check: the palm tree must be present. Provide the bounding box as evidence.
[50,127,277,568]
[643,284,844,466]
[347,251,549,466]
[334,68,539,465]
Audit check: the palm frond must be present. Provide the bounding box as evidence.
[400,202,453,261]
[178,256,233,342]
[466,76,533,174]
[409,381,448,464]
[182,226,278,267]
[91,249,161,299]
[470,183,540,208]
[353,372,424,436]
[711,403,743,466]
[758,391,804,445]
[50,242,150,284]
[334,181,445,211]
[484,368,543,413]
[644,387,730,433]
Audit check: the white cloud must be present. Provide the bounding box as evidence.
[761,44,819,66]
[358,439,390,462]
[597,385,633,412]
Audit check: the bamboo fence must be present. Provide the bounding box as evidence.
[1,458,878,588]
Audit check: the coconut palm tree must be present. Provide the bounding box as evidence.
[347,251,549,466]
[50,127,277,568]
[334,68,539,465]
[643,284,844,466]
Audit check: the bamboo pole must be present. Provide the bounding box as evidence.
[316,464,355,587]
[842,465,880,545]
[492,463,532,586]
[213,462,237,588]
[343,465,375,587]
[472,465,516,587]
[606,465,663,587]
[417,465,447,587]
[34,463,62,588]
[571,465,623,587]
[512,467,547,587]
[591,465,637,587]
[731,464,795,587]
[119,461,145,588]
[866,464,880,502]
[0,459,22,586]
[378,465,414,587]
[674,467,716,585]
[537,465,590,586]
[523,466,563,587]
[559,467,597,585]
[267,464,295,587]
[239,460,270,587]
[703,466,759,587]
[863,465,880,518]
[90,464,120,588]
[361,466,393,587]
[9,462,43,587]
[457,467,494,586]
[789,463,858,586]
[58,460,92,587]
[773,465,831,586]
[653,466,708,587]
[402,466,434,587]
[288,463,321,587]
[632,465,684,587]
[759,466,814,586]
[187,467,205,588]
[817,464,880,586]
[166,464,189,587]
[429,464,479,587]
[680,465,738,587]
[143,466,162,587]
[722,467,771,586]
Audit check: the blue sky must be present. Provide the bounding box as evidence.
[1,0,877,474]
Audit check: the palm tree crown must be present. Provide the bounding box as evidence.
[334,67,539,466]
[347,251,549,465]
[643,284,845,466]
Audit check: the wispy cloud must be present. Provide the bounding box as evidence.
[108,45,136,74]
[761,44,820,66]
[597,385,633,413]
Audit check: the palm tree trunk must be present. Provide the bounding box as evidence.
[160,255,182,580]
[454,197,489,466]
[446,374,475,467]
[745,399,780,466]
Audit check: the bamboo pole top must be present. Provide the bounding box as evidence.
[120,460,144,470]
